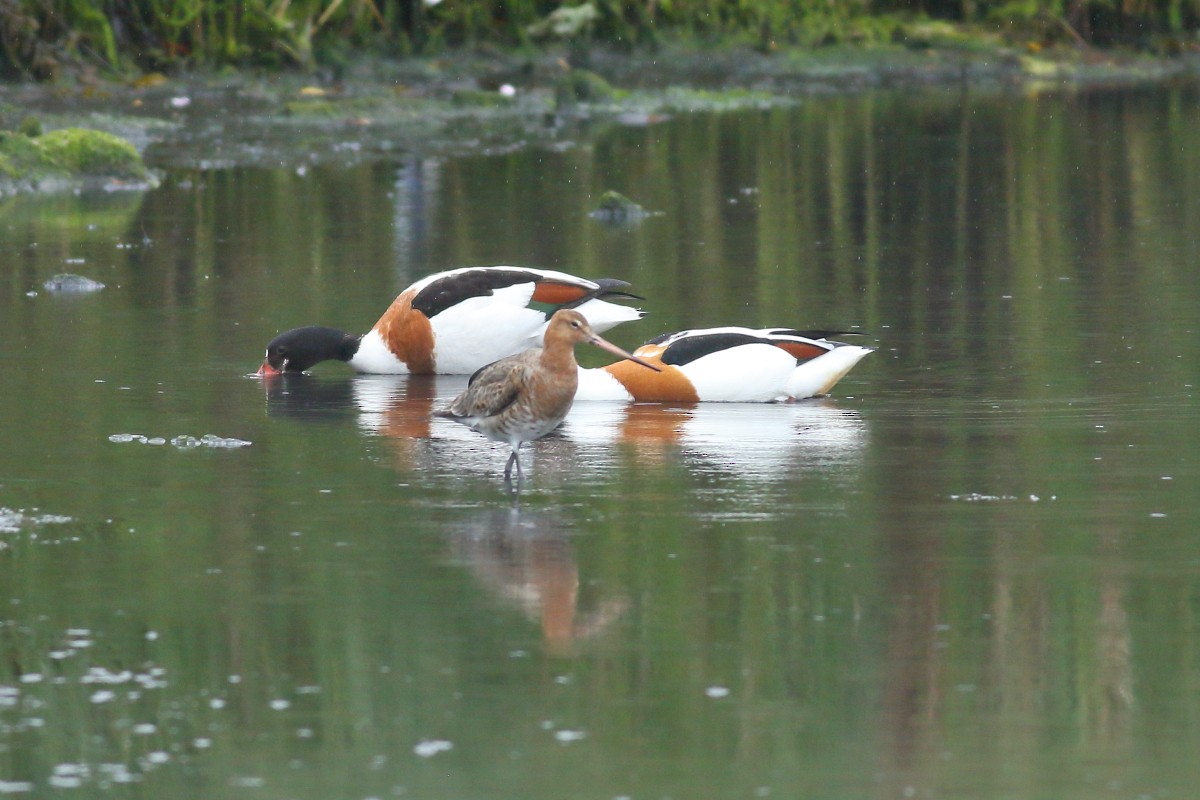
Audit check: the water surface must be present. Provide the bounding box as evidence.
[2,83,1199,798]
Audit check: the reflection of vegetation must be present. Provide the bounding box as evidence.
[0,187,144,236]
[0,0,1197,77]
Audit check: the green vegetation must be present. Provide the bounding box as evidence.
[0,0,1196,80]
[0,127,151,189]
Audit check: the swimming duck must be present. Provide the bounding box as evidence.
[258,266,643,376]
[575,327,874,402]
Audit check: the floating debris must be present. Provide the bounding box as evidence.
[588,190,658,224]
[43,274,105,293]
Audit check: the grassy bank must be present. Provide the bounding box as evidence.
[1,0,1198,81]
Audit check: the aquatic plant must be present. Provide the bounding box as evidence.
[0,0,1195,78]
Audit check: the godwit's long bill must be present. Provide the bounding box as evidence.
[257,266,643,376]
[436,309,660,488]
[575,327,875,402]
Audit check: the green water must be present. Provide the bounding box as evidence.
[2,84,1200,798]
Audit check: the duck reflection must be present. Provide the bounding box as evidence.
[446,505,628,657]
[262,372,360,421]
[263,373,868,482]
[566,398,868,479]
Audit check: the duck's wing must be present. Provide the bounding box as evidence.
[648,327,857,366]
[409,267,638,320]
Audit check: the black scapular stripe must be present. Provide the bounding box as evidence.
[411,270,639,320]
[411,269,543,319]
[659,332,771,366]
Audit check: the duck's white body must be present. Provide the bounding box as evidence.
[575,327,874,402]
[351,267,644,375]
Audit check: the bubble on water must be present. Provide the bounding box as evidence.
[89,690,116,704]
[43,274,105,293]
[269,699,291,711]
[0,780,35,793]
[109,433,148,444]
[97,763,138,785]
[49,763,89,789]
[948,493,1018,502]
[81,667,132,685]
[132,723,157,735]
[0,508,75,533]
[201,434,252,448]
[553,729,586,743]
[705,685,731,699]
[413,739,453,758]
[111,433,252,449]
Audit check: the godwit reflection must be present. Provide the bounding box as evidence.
[446,505,628,657]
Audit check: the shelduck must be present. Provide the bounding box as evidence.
[576,327,874,402]
[258,266,643,376]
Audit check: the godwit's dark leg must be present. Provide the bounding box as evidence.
[504,449,521,485]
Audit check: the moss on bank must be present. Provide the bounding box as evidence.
[0,127,153,194]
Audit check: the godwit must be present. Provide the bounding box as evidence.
[258,266,642,376]
[575,327,874,402]
[436,309,660,486]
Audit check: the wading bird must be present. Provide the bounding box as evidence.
[258,266,643,376]
[436,309,660,487]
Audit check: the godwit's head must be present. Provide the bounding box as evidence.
[545,310,661,372]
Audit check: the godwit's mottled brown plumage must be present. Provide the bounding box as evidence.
[436,309,659,486]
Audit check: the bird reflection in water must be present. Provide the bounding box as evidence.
[446,505,629,657]
[261,372,361,422]
[263,373,868,483]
